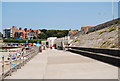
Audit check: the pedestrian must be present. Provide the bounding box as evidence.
[39,46,42,52]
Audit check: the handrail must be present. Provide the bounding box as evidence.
[0,46,39,80]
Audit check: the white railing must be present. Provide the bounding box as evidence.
[0,46,39,81]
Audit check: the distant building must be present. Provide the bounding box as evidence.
[68,30,80,36]
[81,26,95,31]
[47,37,57,48]
[54,36,71,48]
[3,26,41,39]
[3,28,12,38]
[14,27,25,39]
[11,26,18,38]
[28,29,41,39]
[14,27,41,39]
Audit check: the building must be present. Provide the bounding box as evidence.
[13,27,41,39]
[68,29,80,37]
[54,36,71,48]
[3,26,41,39]
[47,37,57,48]
[3,28,12,38]
[3,26,19,38]
[14,28,25,39]
[28,29,41,39]
[14,28,41,39]
[81,26,95,31]
[12,26,18,38]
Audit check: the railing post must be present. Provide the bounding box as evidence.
[23,51,25,66]
[2,56,4,80]
[9,54,12,76]
[16,51,19,69]
[19,51,22,69]
[28,50,30,61]
[24,50,26,64]
[15,53,17,71]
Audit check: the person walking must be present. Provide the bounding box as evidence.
[39,46,42,52]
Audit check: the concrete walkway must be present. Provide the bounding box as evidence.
[6,49,118,79]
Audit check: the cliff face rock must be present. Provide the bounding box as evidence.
[70,24,120,48]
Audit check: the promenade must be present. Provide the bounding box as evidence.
[5,49,118,79]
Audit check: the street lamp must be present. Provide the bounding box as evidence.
[112,0,114,20]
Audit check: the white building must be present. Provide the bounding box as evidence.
[54,36,72,48]
[47,37,57,48]
[3,28,12,38]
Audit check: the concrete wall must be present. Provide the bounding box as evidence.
[71,18,120,39]
[54,36,73,48]
[85,18,120,34]
[47,37,57,47]
[68,47,120,67]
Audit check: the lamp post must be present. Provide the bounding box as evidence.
[112,0,114,20]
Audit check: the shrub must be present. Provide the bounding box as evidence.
[103,41,110,45]
[108,27,116,32]
[3,38,46,43]
[100,41,111,48]
[117,21,120,24]
[110,44,116,48]
[99,30,106,35]
[100,45,108,48]
[74,40,80,42]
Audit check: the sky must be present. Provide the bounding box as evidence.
[1,2,119,32]
[1,0,120,2]
[0,2,2,32]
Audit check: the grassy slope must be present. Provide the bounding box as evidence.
[71,24,119,48]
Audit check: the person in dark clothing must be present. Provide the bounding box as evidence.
[39,46,42,52]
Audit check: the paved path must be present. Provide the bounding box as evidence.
[6,49,118,79]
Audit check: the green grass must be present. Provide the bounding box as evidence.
[110,44,116,48]
[108,27,116,32]
[117,21,120,24]
[100,44,108,48]
[74,40,80,42]
[103,41,110,45]
[99,30,106,35]
[100,41,111,48]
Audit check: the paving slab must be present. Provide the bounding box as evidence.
[5,49,118,79]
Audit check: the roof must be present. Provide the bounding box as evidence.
[81,26,95,31]
[69,30,80,35]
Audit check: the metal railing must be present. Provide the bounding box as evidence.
[0,46,39,80]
